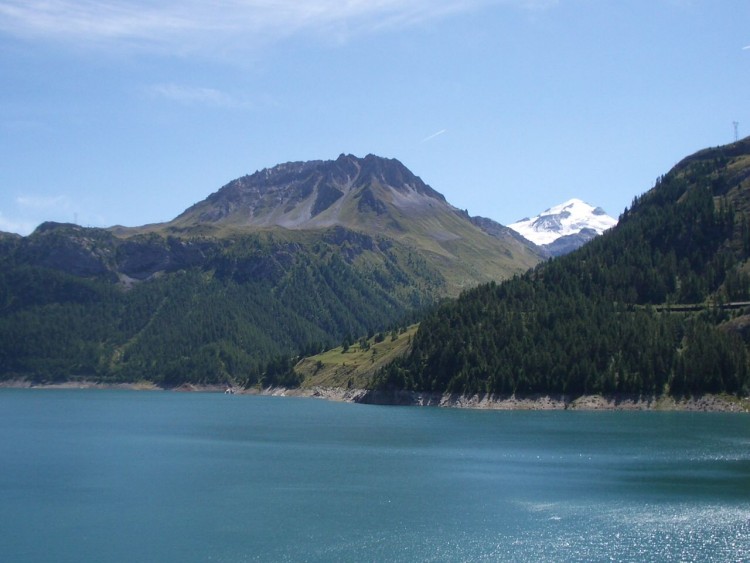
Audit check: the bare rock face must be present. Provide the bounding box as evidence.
[172,154,447,231]
[116,238,171,279]
[542,228,599,257]
[116,237,213,280]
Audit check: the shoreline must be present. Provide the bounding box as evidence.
[2,379,748,412]
[311,387,750,412]
[353,389,750,412]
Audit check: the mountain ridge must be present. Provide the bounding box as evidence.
[172,154,446,231]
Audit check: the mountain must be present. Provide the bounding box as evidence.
[0,154,543,386]
[166,154,543,292]
[508,198,618,256]
[372,138,750,401]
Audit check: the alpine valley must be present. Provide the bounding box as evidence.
[4,140,750,408]
[0,154,543,387]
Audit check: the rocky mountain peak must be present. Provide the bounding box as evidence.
[173,154,447,229]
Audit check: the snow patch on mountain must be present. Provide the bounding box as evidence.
[508,198,617,246]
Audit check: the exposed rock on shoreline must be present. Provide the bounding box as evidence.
[352,389,750,412]
[1,380,747,412]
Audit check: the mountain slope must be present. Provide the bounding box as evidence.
[168,154,543,293]
[374,138,750,399]
[508,198,617,256]
[0,154,543,386]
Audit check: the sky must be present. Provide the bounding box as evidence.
[1,0,749,235]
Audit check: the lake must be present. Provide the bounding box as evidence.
[1,389,748,562]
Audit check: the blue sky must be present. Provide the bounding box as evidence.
[1,0,748,235]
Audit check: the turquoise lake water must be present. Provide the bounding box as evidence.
[1,389,749,562]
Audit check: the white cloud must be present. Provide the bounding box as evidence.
[0,0,551,54]
[0,1,198,46]
[148,83,252,109]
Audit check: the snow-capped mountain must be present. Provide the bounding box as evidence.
[508,198,618,256]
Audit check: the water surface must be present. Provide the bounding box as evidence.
[1,389,748,561]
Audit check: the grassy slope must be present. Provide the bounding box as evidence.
[355,182,543,292]
[295,325,419,389]
[114,218,540,298]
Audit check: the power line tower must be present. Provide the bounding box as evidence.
[733,121,739,142]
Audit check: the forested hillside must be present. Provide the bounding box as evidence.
[0,227,436,386]
[375,139,750,398]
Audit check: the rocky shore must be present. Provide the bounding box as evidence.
[286,387,750,412]
[1,379,748,412]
